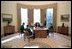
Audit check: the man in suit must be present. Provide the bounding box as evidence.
[20,23,25,37]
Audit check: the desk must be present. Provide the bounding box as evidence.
[33,28,48,38]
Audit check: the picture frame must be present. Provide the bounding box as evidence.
[2,13,12,22]
[61,14,70,22]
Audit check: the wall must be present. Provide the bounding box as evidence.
[57,1,71,35]
[1,1,71,36]
[1,1,17,36]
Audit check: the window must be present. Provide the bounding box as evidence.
[33,9,41,24]
[46,8,53,28]
[21,8,28,28]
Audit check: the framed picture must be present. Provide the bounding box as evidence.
[2,13,12,22]
[61,14,70,22]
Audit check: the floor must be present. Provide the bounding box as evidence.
[1,32,71,48]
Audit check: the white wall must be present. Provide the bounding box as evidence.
[1,1,17,36]
[57,1,71,35]
[1,1,71,35]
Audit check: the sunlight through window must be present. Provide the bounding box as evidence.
[21,8,28,28]
[34,9,41,24]
[24,46,39,48]
[46,8,53,28]
[1,34,24,44]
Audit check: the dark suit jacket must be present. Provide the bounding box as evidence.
[20,25,24,33]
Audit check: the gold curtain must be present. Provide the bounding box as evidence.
[41,9,46,25]
[17,4,21,31]
[28,9,33,26]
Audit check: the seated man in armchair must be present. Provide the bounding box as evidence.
[34,22,40,27]
[25,25,35,40]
